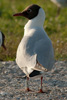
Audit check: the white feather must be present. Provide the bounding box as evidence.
[16,8,54,75]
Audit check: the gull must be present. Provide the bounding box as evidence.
[51,0,67,15]
[0,31,6,50]
[13,4,54,93]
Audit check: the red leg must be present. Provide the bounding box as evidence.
[56,7,61,17]
[25,77,31,92]
[38,76,44,93]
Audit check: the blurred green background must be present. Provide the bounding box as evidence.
[0,0,67,61]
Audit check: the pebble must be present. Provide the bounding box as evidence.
[0,61,67,100]
[0,91,7,96]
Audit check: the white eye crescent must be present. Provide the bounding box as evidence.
[27,9,32,13]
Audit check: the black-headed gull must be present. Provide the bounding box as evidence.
[13,4,54,93]
[51,0,67,15]
[0,31,6,50]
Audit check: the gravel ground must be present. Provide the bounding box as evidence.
[0,61,67,100]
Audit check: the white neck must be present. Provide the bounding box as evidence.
[24,8,45,30]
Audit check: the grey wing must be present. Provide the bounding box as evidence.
[34,38,54,70]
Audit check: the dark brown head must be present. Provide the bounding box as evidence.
[13,4,41,19]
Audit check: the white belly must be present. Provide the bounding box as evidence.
[16,39,37,75]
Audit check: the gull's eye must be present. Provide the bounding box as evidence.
[27,9,32,13]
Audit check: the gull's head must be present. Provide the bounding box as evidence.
[0,31,6,50]
[13,4,45,27]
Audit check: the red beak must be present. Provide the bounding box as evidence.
[13,12,23,16]
[13,10,28,19]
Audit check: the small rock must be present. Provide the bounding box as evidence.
[0,91,7,96]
